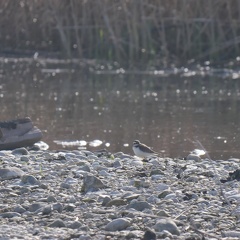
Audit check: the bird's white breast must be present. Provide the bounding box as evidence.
[133,146,154,158]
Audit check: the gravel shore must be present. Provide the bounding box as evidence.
[0,147,240,239]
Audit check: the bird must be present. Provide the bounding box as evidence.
[132,140,160,159]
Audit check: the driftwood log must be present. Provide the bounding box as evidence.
[0,117,42,150]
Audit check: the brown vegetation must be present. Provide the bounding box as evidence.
[1,0,240,66]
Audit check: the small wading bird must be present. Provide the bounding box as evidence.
[132,140,160,159]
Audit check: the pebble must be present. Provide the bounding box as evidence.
[12,147,29,155]
[81,175,107,193]
[47,195,58,202]
[105,218,131,231]
[126,200,152,211]
[0,212,21,218]
[143,228,157,240]
[68,220,82,229]
[0,148,236,239]
[29,203,44,212]
[48,219,66,228]
[21,175,41,185]
[0,167,25,180]
[106,198,126,207]
[154,218,180,236]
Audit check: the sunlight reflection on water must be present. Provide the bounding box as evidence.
[0,57,240,160]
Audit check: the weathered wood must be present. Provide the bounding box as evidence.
[0,117,42,150]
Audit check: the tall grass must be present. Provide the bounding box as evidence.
[1,0,240,66]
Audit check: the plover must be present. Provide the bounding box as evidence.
[132,140,160,159]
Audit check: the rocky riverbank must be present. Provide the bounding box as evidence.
[0,147,240,239]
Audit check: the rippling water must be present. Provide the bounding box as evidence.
[1,57,240,160]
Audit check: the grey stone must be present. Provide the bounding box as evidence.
[12,147,29,155]
[42,205,52,215]
[156,210,170,217]
[21,175,40,185]
[106,198,126,207]
[154,218,180,236]
[222,231,240,238]
[81,175,107,193]
[79,235,91,240]
[52,203,63,213]
[13,205,26,214]
[78,165,91,172]
[126,201,152,211]
[48,219,66,228]
[68,221,82,229]
[64,204,75,212]
[105,218,130,231]
[124,194,141,202]
[47,195,57,203]
[60,182,71,189]
[158,190,172,199]
[0,212,21,218]
[150,169,165,176]
[143,228,156,240]
[29,203,44,212]
[20,187,30,194]
[102,196,111,206]
[0,167,25,180]
[113,160,122,168]
[20,156,29,162]
[64,177,78,185]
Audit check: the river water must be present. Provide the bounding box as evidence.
[1,57,240,160]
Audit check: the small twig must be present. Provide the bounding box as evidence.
[174,204,195,220]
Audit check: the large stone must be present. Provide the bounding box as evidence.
[81,175,107,193]
[48,219,66,228]
[105,218,130,231]
[143,228,156,240]
[0,212,21,218]
[12,147,29,155]
[29,203,44,212]
[21,175,40,185]
[0,167,24,180]
[154,218,180,236]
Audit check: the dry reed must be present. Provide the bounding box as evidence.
[0,0,240,66]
